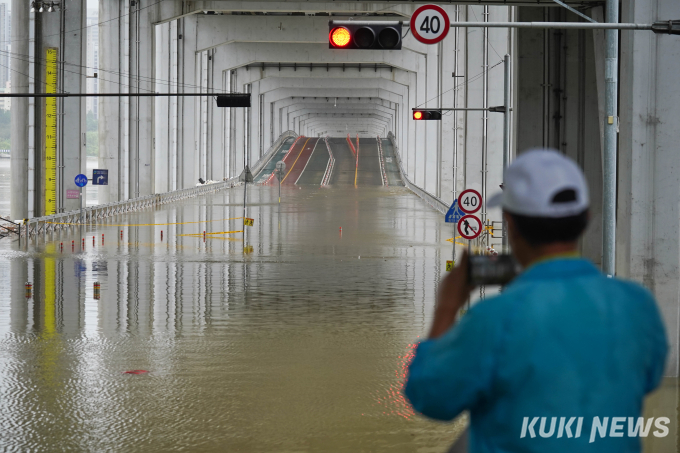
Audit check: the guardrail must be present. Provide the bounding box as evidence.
[376,135,388,187]
[320,136,335,186]
[24,178,241,237]
[263,134,304,185]
[387,132,448,214]
[23,131,299,238]
[252,130,297,179]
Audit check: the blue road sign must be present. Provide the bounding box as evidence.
[74,174,88,187]
[445,199,465,223]
[93,169,109,185]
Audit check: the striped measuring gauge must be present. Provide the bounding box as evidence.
[45,48,58,215]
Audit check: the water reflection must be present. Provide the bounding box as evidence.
[0,184,468,452]
[1,183,675,452]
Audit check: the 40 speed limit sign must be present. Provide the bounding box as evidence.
[410,4,450,45]
[458,189,482,214]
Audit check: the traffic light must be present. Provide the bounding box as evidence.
[413,110,442,121]
[329,21,402,50]
[216,94,251,108]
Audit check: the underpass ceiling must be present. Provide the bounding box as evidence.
[159,1,603,23]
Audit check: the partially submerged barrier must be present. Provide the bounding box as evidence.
[387,132,448,214]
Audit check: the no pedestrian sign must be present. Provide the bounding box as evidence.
[410,4,450,45]
[458,215,482,240]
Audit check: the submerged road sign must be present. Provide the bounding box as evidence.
[445,199,464,223]
[458,214,482,240]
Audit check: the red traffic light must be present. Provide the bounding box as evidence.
[413,110,442,120]
[328,21,402,50]
[330,27,352,48]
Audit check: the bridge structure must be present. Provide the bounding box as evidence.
[4,0,680,378]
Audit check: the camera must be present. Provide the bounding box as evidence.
[468,254,520,286]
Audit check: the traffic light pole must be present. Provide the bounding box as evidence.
[502,54,511,252]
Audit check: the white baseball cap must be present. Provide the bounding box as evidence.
[487,149,589,218]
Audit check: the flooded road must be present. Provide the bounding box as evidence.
[0,165,676,452]
[0,182,468,452]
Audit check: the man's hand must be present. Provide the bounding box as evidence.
[428,251,474,339]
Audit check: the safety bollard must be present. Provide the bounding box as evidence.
[72,240,75,251]
[93,236,95,246]
[94,282,101,300]
[25,282,32,299]
[60,242,63,252]
[82,238,85,249]
[120,230,123,239]
[161,230,163,241]
[102,234,104,245]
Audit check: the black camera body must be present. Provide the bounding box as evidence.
[468,254,520,286]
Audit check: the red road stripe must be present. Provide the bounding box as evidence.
[282,138,319,186]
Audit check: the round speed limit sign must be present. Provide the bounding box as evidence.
[410,4,450,45]
[458,189,482,214]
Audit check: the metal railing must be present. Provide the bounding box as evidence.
[387,132,448,214]
[24,179,242,237]
[252,130,297,178]
[23,131,299,238]
[376,136,388,187]
[320,136,335,187]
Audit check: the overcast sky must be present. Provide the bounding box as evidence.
[0,1,99,15]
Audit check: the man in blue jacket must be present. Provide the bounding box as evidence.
[404,149,668,453]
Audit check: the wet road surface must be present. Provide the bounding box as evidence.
[0,180,468,452]
[0,144,675,452]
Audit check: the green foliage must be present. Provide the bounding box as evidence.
[0,110,10,147]
[86,112,98,133]
[86,131,98,157]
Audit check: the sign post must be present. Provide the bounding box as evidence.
[275,161,286,204]
[74,174,88,225]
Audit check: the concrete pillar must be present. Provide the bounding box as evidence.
[129,0,155,197]
[178,15,198,188]
[154,21,170,194]
[61,0,87,213]
[619,0,680,377]
[98,0,122,202]
[10,0,29,220]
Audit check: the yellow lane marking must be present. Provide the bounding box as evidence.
[44,217,244,227]
[178,230,243,237]
[354,136,359,187]
[281,138,311,183]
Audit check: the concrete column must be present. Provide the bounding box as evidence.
[154,21,170,193]
[619,0,680,377]
[129,0,155,197]
[98,0,121,202]
[178,15,198,188]
[62,0,87,213]
[10,0,29,220]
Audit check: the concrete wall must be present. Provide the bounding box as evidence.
[618,0,680,377]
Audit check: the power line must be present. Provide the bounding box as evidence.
[415,59,503,109]
[0,49,231,94]
[0,0,164,47]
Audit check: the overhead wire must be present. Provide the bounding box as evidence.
[0,0,165,47]
[0,48,235,94]
[415,59,503,108]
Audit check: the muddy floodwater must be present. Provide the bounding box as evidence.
[0,181,676,452]
[0,184,469,452]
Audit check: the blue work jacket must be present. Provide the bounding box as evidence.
[404,258,668,453]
